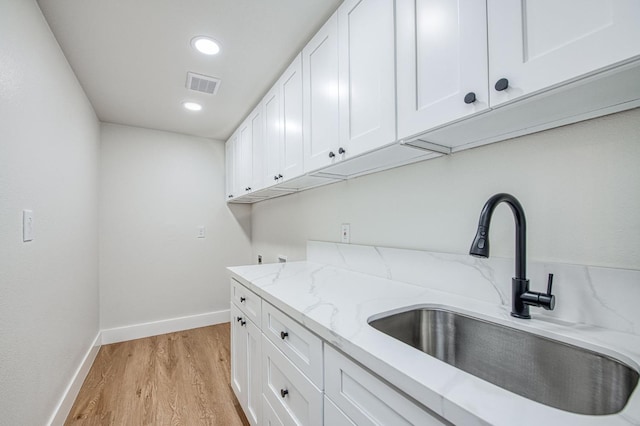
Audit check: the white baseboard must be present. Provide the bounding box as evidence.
[48,332,101,426]
[101,309,230,345]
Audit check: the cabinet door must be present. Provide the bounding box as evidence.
[303,12,340,173]
[280,54,304,181]
[396,0,488,140]
[339,0,396,157]
[230,303,247,409]
[249,106,265,191]
[488,0,640,107]
[263,84,282,186]
[237,119,253,194]
[325,346,446,426]
[225,135,236,200]
[246,318,262,426]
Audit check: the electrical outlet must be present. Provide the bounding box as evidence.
[341,223,350,243]
[23,210,34,242]
[197,226,206,238]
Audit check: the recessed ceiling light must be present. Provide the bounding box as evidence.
[191,36,220,55]
[183,101,202,111]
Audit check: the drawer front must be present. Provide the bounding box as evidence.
[325,346,447,426]
[263,395,285,426]
[324,396,355,426]
[262,301,323,387]
[231,278,261,327]
[262,336,322,426]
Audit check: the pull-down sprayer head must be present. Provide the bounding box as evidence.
[469,193,526,279]
[469,225,490,258]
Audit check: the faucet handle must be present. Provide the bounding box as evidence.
[539,273,555,310]
[521,273,556,311]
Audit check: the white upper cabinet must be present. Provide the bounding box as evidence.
[396,0,489,141]
[236,105,265,195]
[255,54,304,190]
[262,84,281,185]
[488,0,640,107]
[303,12,340,173]
[225,134,236,200]
[237,118,253,194]
[280,54,304,181]
[249,106,264,191]
[338,0,396,157]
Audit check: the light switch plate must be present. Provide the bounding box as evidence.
[197,226,206,238]
[23,210,34,242]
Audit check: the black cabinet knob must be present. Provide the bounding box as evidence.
[495,78,509,91]
[280,331,289,340]
[464,92,476,104]
[274,175,279,181]
[338,147,346,154]
[228,195,233,198]
[280,389,289,398]
[245,187,251,191]
[240,320,246,326]
[236,316,243,322]
[240,297,246,303]
[278,174,283,179]
[328,151,335,158]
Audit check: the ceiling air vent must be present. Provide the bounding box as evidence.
[186,72,221,95]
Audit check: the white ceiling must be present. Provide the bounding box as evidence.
[37,0,342,141]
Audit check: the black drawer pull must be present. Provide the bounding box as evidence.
[236,316,243,322]
[280,331,289,340]
[280,389,289,398]
[240,297,246,303]
[240,320,246,326]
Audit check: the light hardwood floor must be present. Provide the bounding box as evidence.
[65,323,249,426]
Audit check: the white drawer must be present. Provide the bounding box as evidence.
[263,395,285,426]
[325,345,447,426]
[231,278,261,327]
[262,301,323,387]
[262,336,322,426]
[324,396,355,426]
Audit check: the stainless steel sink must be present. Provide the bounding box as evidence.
[368,307,639,415]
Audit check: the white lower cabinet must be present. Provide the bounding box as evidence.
[230,279,444,425]
[230,301,262,426]
[325,345,447,426]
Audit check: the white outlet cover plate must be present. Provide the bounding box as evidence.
[23,210,34,242]
[341,223,350,243]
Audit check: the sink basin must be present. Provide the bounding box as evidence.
[368,307,639,415]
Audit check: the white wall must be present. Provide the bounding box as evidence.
[0,1,100,424]
[252,108,640,270]
[99,123,252,330]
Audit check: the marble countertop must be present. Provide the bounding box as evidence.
[228,260,640,425]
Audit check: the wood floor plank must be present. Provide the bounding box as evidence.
[65,323,249,426]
